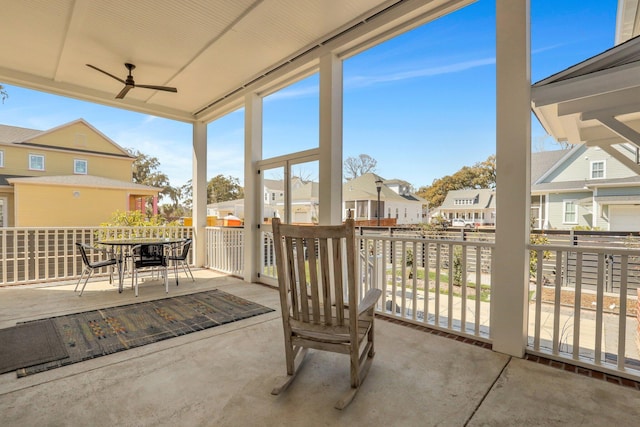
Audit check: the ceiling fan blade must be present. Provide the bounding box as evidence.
[86,64,126,84]
[115,85,133,99]
[136,84,177,93]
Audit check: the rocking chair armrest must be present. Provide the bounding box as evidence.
[357,288,382,316]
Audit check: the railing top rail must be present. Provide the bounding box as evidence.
[528,243,640,256]
[0,226,193,231]
[356,234,495,247]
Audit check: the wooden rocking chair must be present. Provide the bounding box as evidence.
[270,217,382,409]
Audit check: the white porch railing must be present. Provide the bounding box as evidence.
[356,234,494,341]
[528,243,640,380]
[259,229,494,342]
[205,226,244,276]
[3,224,639,381]
[0,226,192,285]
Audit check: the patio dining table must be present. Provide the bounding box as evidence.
[97,237,188,293]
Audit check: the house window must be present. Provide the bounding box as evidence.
[271,193,275,201]
[590,161,605,179]
[404,208,407,218]
[0,150,3,167]
[29,154,45,171]
[563,200,577,224]
[74,159,88,174]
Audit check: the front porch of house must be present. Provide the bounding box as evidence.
[0,271,638,425]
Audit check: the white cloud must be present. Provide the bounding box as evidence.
[265,85,319,102]
[346,56,495,88]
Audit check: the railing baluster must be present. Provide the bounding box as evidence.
[400,240,406,318]
[534,249,543,351]
[595,253,605,364]
[424,241,430,325]
[618,255,628,371]
[412,241,417,321]
[552,250,563,355]
[461,244,467,333]
[448,243,454,329]
[435,243,441,326]
[573,252,582,360]
[475,246,481,336]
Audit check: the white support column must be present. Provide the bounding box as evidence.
[192,122,207,267]
[318,53,343,225]
[244,93,263,282]
[493,0,531,357]
[592,188,598,228]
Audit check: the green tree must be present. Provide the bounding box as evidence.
[207,174,244,204]
[129,149,174,209]
[417,154,496,209]
[344,154,377,180]
[129,149,171,198]
[0,84,7,104]
[180,180,193,212]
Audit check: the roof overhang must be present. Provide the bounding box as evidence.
[532,35,640,147]
[616,0,640,44]
[0,0,475,124]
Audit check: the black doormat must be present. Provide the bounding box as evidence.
[0,319,69,374]
[14,289,274,377]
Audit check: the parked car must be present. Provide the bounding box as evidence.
[451,218,474,228]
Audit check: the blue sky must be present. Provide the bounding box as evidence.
[1,0,617,192]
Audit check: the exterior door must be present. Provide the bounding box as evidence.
[256,149,319,285]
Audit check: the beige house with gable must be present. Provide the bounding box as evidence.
[0,119,160,226]
[343,173,427,225]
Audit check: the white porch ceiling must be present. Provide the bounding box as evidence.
[0,0,474,123]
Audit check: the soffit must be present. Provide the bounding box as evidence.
[0,0,474,123]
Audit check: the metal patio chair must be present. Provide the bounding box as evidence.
[167,238,194,285]
[75,242,120,296]
[131,243,169,297]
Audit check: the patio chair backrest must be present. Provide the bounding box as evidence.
[174,238,192,261]
[134,244,167,268]
[76,242,91,267]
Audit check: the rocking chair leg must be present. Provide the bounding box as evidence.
[335,341,376,410]
[271,347,308,395]
[335,388,359,410]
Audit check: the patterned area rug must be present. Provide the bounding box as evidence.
[0,319,68,374]
[17,289,274,377]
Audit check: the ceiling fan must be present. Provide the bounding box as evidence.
[86,63,177,99]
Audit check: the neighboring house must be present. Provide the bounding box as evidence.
[0,119,160,227]
[208,173,426,226]
[438,188,496,226]
[208,176,317,224]
[343,173,426,225]
[531,145,640,231]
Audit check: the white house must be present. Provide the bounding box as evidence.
[438,188,496,227]
[208,177,318,224]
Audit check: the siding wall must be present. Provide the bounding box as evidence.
[545,146,635,182]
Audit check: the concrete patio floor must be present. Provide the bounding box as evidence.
[1,270,639,426]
